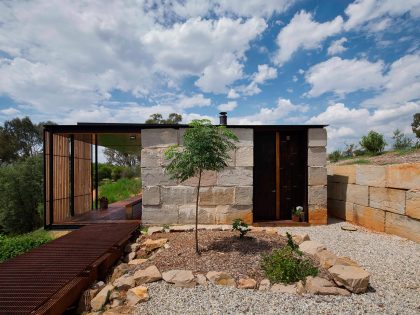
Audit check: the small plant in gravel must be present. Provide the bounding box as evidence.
[232,218,250,238]
[139,225,149,234]
[261,239,318,284]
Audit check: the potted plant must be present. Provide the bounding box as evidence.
[292,206,304,222]
[99,197,109,210]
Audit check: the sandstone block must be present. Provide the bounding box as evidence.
[216,205,253,224]
[142,238,167,252]
[308,206,327,225]
[406,189,420,220]
[334,256,359,267]
[346,184,369,206]
[327,182,347,201]
[305,276,350,296]
[217,167,253,186]
[328,265,370,293]
[141,167,178,186]
[199,187,235,205]
[113,274,135,291]
[316,250,338,269]
[308,128,327,147]
[110,264,130,283]
[161,186,197,205]
[356,165,386,187]
[141,205,179,224]
[353,204,385,232]
[369,187,405,214]
[238,278,257,289]
[292,233,310,245]
[142,186,160,206]
[206,271,236,287]
[133,265,162,285]
[386,163,420,190]
[91,284,114,311]
[308,185,327,207]
[271,283,297,294]
[178,205,217,224]
[234,186,253,205]
[231,128,253,147]
[299,240,326,255]
[385,212,420,243]
[141,148,163,167]
[126,286,149,306]
[182,170,217,187]
[196,274,207,286]
[327,199,354,222]
[258,279,270,291]
[308,147,326,167]
[227,149,236,167]
[141,128,178,148]
[128,259,148,266]
[308,167,327,186]
[162,270,196,288]
[327,165,356,184]
[235,146,254,167]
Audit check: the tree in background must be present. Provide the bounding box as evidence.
[412,113,420,139]
[145,113,182,124]
[359,130,387,155]
[164,119,238,254]
[392,129,413,150]
[103,148,140,167]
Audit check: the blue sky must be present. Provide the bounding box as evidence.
[0,0,419,150]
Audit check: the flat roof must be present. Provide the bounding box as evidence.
[43,122,328,133]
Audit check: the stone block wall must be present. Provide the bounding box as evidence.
[327,163,420,242]
[141,128,254,225]
[307,128,328,225]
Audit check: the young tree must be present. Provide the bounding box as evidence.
[392,129,413,150]
[412,113,420,138]
[145,113,182,124]
[164,119,238,254]
[359,130,387,155]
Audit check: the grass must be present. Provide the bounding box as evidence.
[99,177,142,203]
[0,229,53,262]
[341,158,371,165]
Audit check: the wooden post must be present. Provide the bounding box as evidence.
[49,131,54,225]
[95,134,99,210]
[70,135,75,217]
[276,131,280,220]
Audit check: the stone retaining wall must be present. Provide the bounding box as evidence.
[327,163,420,242]
[141,128,254,225]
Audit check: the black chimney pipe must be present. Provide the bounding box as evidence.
[219,112,227,125]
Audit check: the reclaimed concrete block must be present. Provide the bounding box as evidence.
[308,206,327,225]
[161,186,197,205]
[199,187,235,206]
[141,148,163,167]
[327,182,347,201]
[142,128,178,148]
[369,187,405,214]
[182,170,217,187]
[216,205,253,225]
[346,184,369,206]
[178,128,186,146]
[234,186,253,205]
[217,167,253,186]
[142,205,179,224]
[385,212,420,243]
[235,146,253,167]
[353,204,385,232]
[308,167,327,186]
[230,128,253,147]
[327,165,356,184]
[308,147,326,167]
[308,128,327,147]
[356,165,386,187]
[178,205,217,224]
[142,186,160,206]
[227,149,236,167]
[308,185,327,207]
[386,163,420,190]
[141,167,178,186]
[327,199,354,222]
[406,189,420,220]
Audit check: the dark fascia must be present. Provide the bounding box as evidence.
[43,122,328,133]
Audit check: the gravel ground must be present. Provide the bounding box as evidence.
[135,220,420,315]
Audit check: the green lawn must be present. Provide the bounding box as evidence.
[99,177,142,203]
[0,229,53,262]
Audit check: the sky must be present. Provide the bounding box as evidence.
[0,0,419,151]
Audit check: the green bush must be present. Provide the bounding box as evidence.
[392,129,413,150]
[328,150,342,162]
[99,178,141,203]
[111,166,124,181]
[232,218,250,238]
[261,240,318,284]
[0,230,52,262]
[0,155,43,234]
[122,166,139,179]
[97,163,113,181]
[359,131,387,155]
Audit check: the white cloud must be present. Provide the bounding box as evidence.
[274,11,343,65]
[227,89,240,99]
[218,101,238,111]
[176,94,211,109]
[305,57,385,97]
[344,0,420,31]
[327,37,348,55]
[252,64,278,84]
[0,107,20,116]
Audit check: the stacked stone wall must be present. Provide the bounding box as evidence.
[141,128,253,225]
[328,163,420,242]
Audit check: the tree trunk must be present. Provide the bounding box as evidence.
[195,169,202,255]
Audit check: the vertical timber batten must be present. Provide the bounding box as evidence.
[70,135,75,217]
[275,131,280,220]
[95,134,98,210]
[49,131,54,226]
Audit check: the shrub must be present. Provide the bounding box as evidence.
[359,131,386,155]
[392,129,413,150]
[0,155,43,234]
[232,218,250,238]
[97,163,113,181]
[328,150,342,162]
[0,230,52,262]
[99,178,141,203]
[122,166,139,179]
[111,165,124,181]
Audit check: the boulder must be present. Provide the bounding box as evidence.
[134,265,162,285]
[329,265,370,293]
[335,256,359,267]
[113,274,135,291]
[77,289,98,313]
[258,279,270,291]
[90,284,114,311]
[270,283,297,294]
[111,263,130,282]
[147,226,164,235]
[299,241,326,255]
[124,252,136,263]
[315,250,338,269]
[206,271,236,287]
[162,270,196,288]
[292,234,310,245]
[126,286,149,306]
[103,306,135,315]
[142,238,168,252]
[238,278,257,289]
[305,276,350,296]
[124,243,140,253]
[196,274,207,286]
[136,249,150,259]
[128,258,148,266]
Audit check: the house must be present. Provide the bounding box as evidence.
[43,113,327,228]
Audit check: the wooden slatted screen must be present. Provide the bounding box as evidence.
[74,137,92,215]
